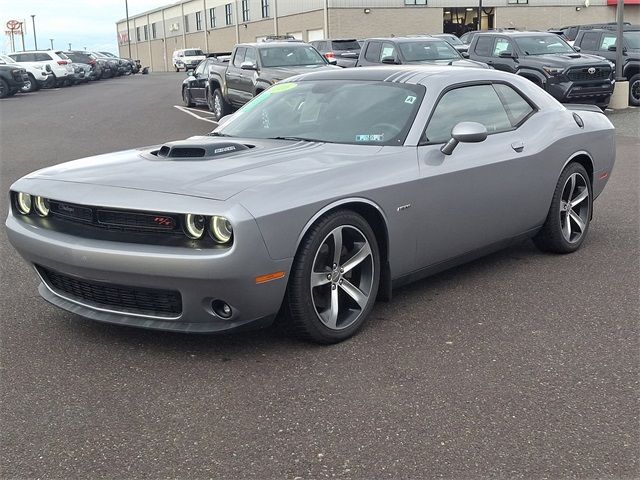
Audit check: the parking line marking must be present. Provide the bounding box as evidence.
[173,105,218,124]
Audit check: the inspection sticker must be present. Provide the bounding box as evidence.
[356,134,384,142]
[405,95,417,104]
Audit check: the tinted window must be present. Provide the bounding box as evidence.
[364,42,382,62]
[474,36,494,56]
[514,35,574,55]
[36,53,52,61]
[493,84,534,126]
[258,45,326,67]
[217,80,425,146]
[184,49,204,56]
[492,38,513,56]
[424,85,512,143]
[233,47,246,67]
[579,32,601,50]
[399,41,459,61]
[331,40,360,51]
[625,31,640,49]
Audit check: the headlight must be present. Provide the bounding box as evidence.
[16,192,32,215]
[210,216,233,244]
[34,196,50,217]
[184,214,206,239]
[542,66,563,77]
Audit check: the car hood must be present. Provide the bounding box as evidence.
[407,58,488,68]
[26,137,384,201]
[528,53,611,67]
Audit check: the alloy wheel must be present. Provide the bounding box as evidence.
[310,225,374,330]
[559,172,590,243]
[631,79,640,103]
[214,92,222,119]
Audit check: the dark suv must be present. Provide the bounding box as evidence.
[356,37,488,69]
[0,62,28,98]
[573,27,640,106]
[310,39,361,68]
[468,31,614,107]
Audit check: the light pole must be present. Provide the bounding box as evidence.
[125,0,132,58]
[49,38,54,50]
[31,14,37,50]
[68,42,72,50]
[477,0,483,31]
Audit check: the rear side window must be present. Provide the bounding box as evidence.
[579,32,600,51]
[380,42,396,61]
[232,47,246,67]
[332,40,360,51]
[474,36,494,56]
[36,53,52,61]
[364,42,381,62]
[492,38,513,56]
[424,84,512,144]
[493,84,534,126]
[600,34,616,51]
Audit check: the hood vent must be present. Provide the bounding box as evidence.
[154,140,252,159]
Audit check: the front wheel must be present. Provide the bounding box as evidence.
[629,73,640,107]
[285,210,380,344]
[21,74,37,92]
[533,162,592,254]
[182,86,194,107]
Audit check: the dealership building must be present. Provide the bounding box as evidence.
[116,0,640,71]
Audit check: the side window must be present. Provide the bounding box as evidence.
[600,34,616,51]
[195,60,207,75]
[493,83,534,127]
[364,42,381,62]
[492,38,512,56]
[380,42,396,61]
[424,85,512,144]
[244,47,257,66]
[474,36,494,56]
[232,47,246,67]
[580,32,600,51]
[36,53,52,61]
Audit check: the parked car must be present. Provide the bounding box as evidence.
[193,41,338,120]
[6,67,615,343]
[65,51,103,81]
[356,37,488,68]
[468,31,614,108]
[573,26,640,106]
[69,63,89,84]
[433,33,469,54]
[0,61,28,98]
[99,52,138,75]
[310,39,361,67]
[91,52,118,78]
[559,22,631,43]
[172,48,206,72]
[0,54,51,92]
[8,50,73,87]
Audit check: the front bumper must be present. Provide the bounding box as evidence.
[5,197,292,333]
[547,77,615,104]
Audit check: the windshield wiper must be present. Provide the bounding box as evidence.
[208,132,232,137]
[267,136,325,142]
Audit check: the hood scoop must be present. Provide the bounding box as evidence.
[155,140,252,159]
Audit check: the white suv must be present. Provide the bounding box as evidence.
[8,50,74,87]
[172,48,206,71]
[0,54,52,92]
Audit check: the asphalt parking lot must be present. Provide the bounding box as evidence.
[1,74,638,479]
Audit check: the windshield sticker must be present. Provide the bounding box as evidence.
[240,91,271,112]
[404,95,417,104]
[356,134,384,142]
[269,82,297,94]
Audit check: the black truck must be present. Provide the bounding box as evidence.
[0,61,28,99]
[573,27,640,106]
[182,41,338,121]
[468,31,615,108]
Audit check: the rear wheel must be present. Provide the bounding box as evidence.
[533,162,592,254]
[210,88,230,121]
[629,73,640,107]
[285,210,380,344]
[182,86,194,107]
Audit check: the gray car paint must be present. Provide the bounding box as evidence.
[6,66,615,333]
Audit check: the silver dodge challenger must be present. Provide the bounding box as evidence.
[6,66,615,343]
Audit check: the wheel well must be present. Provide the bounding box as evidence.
[209,80,221,92]
[520,73,543,86]
[624,66,640,79]
[570,154,594,186]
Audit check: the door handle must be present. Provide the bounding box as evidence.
[511,141,525,153]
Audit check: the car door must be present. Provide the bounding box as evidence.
[226,47,246,107]
[189,59,209,101]
[239,47,258,100]
[469,35,495,66]
[597,32,618,63]
[490,37,518,73]
[414,82,542,267]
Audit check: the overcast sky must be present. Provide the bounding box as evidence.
[1,0,168,54]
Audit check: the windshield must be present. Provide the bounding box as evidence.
[625,31,640,49]
[514,35,574,55]
[259,45,327,67]
[215,80,424,146]
[0,54,15,64]
[184,49,205,56]
[399,41,460,61]
[437,35,463,45]
[332,40,361,51]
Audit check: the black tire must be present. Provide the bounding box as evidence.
[175,65,180,72]
[285,210,380,344]
[182,86,195,107]
[21,74,38,92]
[44,73,56,88]
[533,162,592,254]
[210,87,231,121]
[0,79,8,99]
[629,73,640,107]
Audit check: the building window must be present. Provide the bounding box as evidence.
[261,0,270,18]
[196,11,202,30]
[143,24,148,40]
[225,3,233,25]
[242,0,250,22]
[209,7,217,28]
[136,26,141,41]
[184,15,190,32]
[151,22,157,39]
[404,0,427,4]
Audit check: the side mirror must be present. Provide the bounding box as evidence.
[328,59,338,65]
[498,51,515,58]
[381,56,399,65]
[217,114,234,127]
[573,46,581,52]
[440,121,488,155]
[186,68,195,76]
[461,52,470,58]
[241,61,258,71]
[608,44,616,52]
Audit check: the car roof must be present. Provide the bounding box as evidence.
[236,41,310,48]
[365,36,445,43]
[475,30,556,37]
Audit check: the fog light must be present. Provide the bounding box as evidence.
[212,300,232,319]
[16,192,32,214]
[34,196,50,217]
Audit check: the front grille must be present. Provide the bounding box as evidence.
[12,70,26,81]
[37,266,182,317]
[567,66,611,82]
